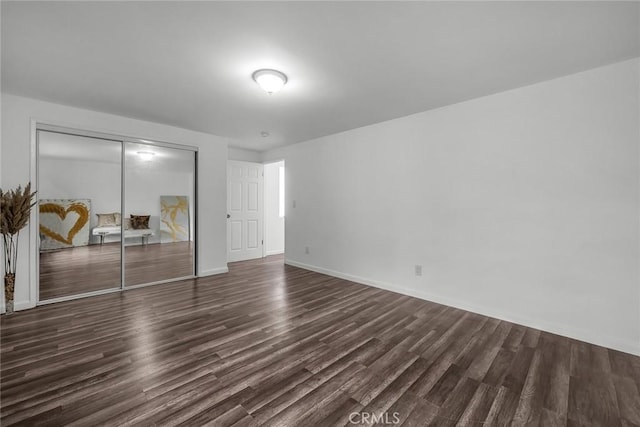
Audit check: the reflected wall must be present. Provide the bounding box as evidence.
[38,130,122,300]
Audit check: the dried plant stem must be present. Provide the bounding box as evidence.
[4,234,18,273]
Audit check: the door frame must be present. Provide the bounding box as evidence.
[262,159,286,258]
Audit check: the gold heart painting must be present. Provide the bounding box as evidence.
[39,199,91,250]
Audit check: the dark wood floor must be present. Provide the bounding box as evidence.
[39,241,194,300]
[2,255,640,426]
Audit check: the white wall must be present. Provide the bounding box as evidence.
[229,147,262,163]
[1,94,230,311]
[265,59,640,355]
[264,161,285,255]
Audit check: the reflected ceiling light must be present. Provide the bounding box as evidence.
[137,151,155,161]
[252,69,288,94]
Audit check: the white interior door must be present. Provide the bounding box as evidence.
[227,160,264,262]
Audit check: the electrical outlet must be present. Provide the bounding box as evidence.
[305,246,310,254]
[414,265,422,276]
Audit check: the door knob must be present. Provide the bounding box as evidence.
[227,214,231,219]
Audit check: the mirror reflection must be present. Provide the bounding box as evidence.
[38,130,122,300]
[124,143,195,286]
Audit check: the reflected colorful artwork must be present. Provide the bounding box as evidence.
[39,199,91,250]
[160,195,189,243]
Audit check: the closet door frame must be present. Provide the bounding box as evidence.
[31,121,198,305]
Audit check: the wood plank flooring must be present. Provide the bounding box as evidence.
[2,255,640,426]
[39,241,194,300]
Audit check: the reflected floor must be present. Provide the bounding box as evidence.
[39,241,193,300]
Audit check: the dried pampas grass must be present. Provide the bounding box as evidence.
[1,183,37,309]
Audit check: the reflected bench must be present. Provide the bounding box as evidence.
[92,226,154,245]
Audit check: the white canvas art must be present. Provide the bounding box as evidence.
[39,199,91,250]
[160,195,190,243]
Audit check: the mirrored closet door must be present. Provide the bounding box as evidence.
[38,130,122,300]
[37,127,197,303]
[124,142,196,287]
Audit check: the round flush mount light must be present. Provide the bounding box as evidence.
[260,131,270,138]
[252,69,288,94]
[137,151,155,161]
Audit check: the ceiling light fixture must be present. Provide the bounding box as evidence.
[261,131,270,138]
[252,69,288,94]
[137,151,155,161]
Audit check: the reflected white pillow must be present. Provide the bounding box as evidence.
[96,213,116,227]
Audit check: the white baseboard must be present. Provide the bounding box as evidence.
[198,266,229,277]
[15,300,36,311]
[265,250,285,256]
[285,259,640,356]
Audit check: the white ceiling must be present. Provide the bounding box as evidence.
[3,1,639,152]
